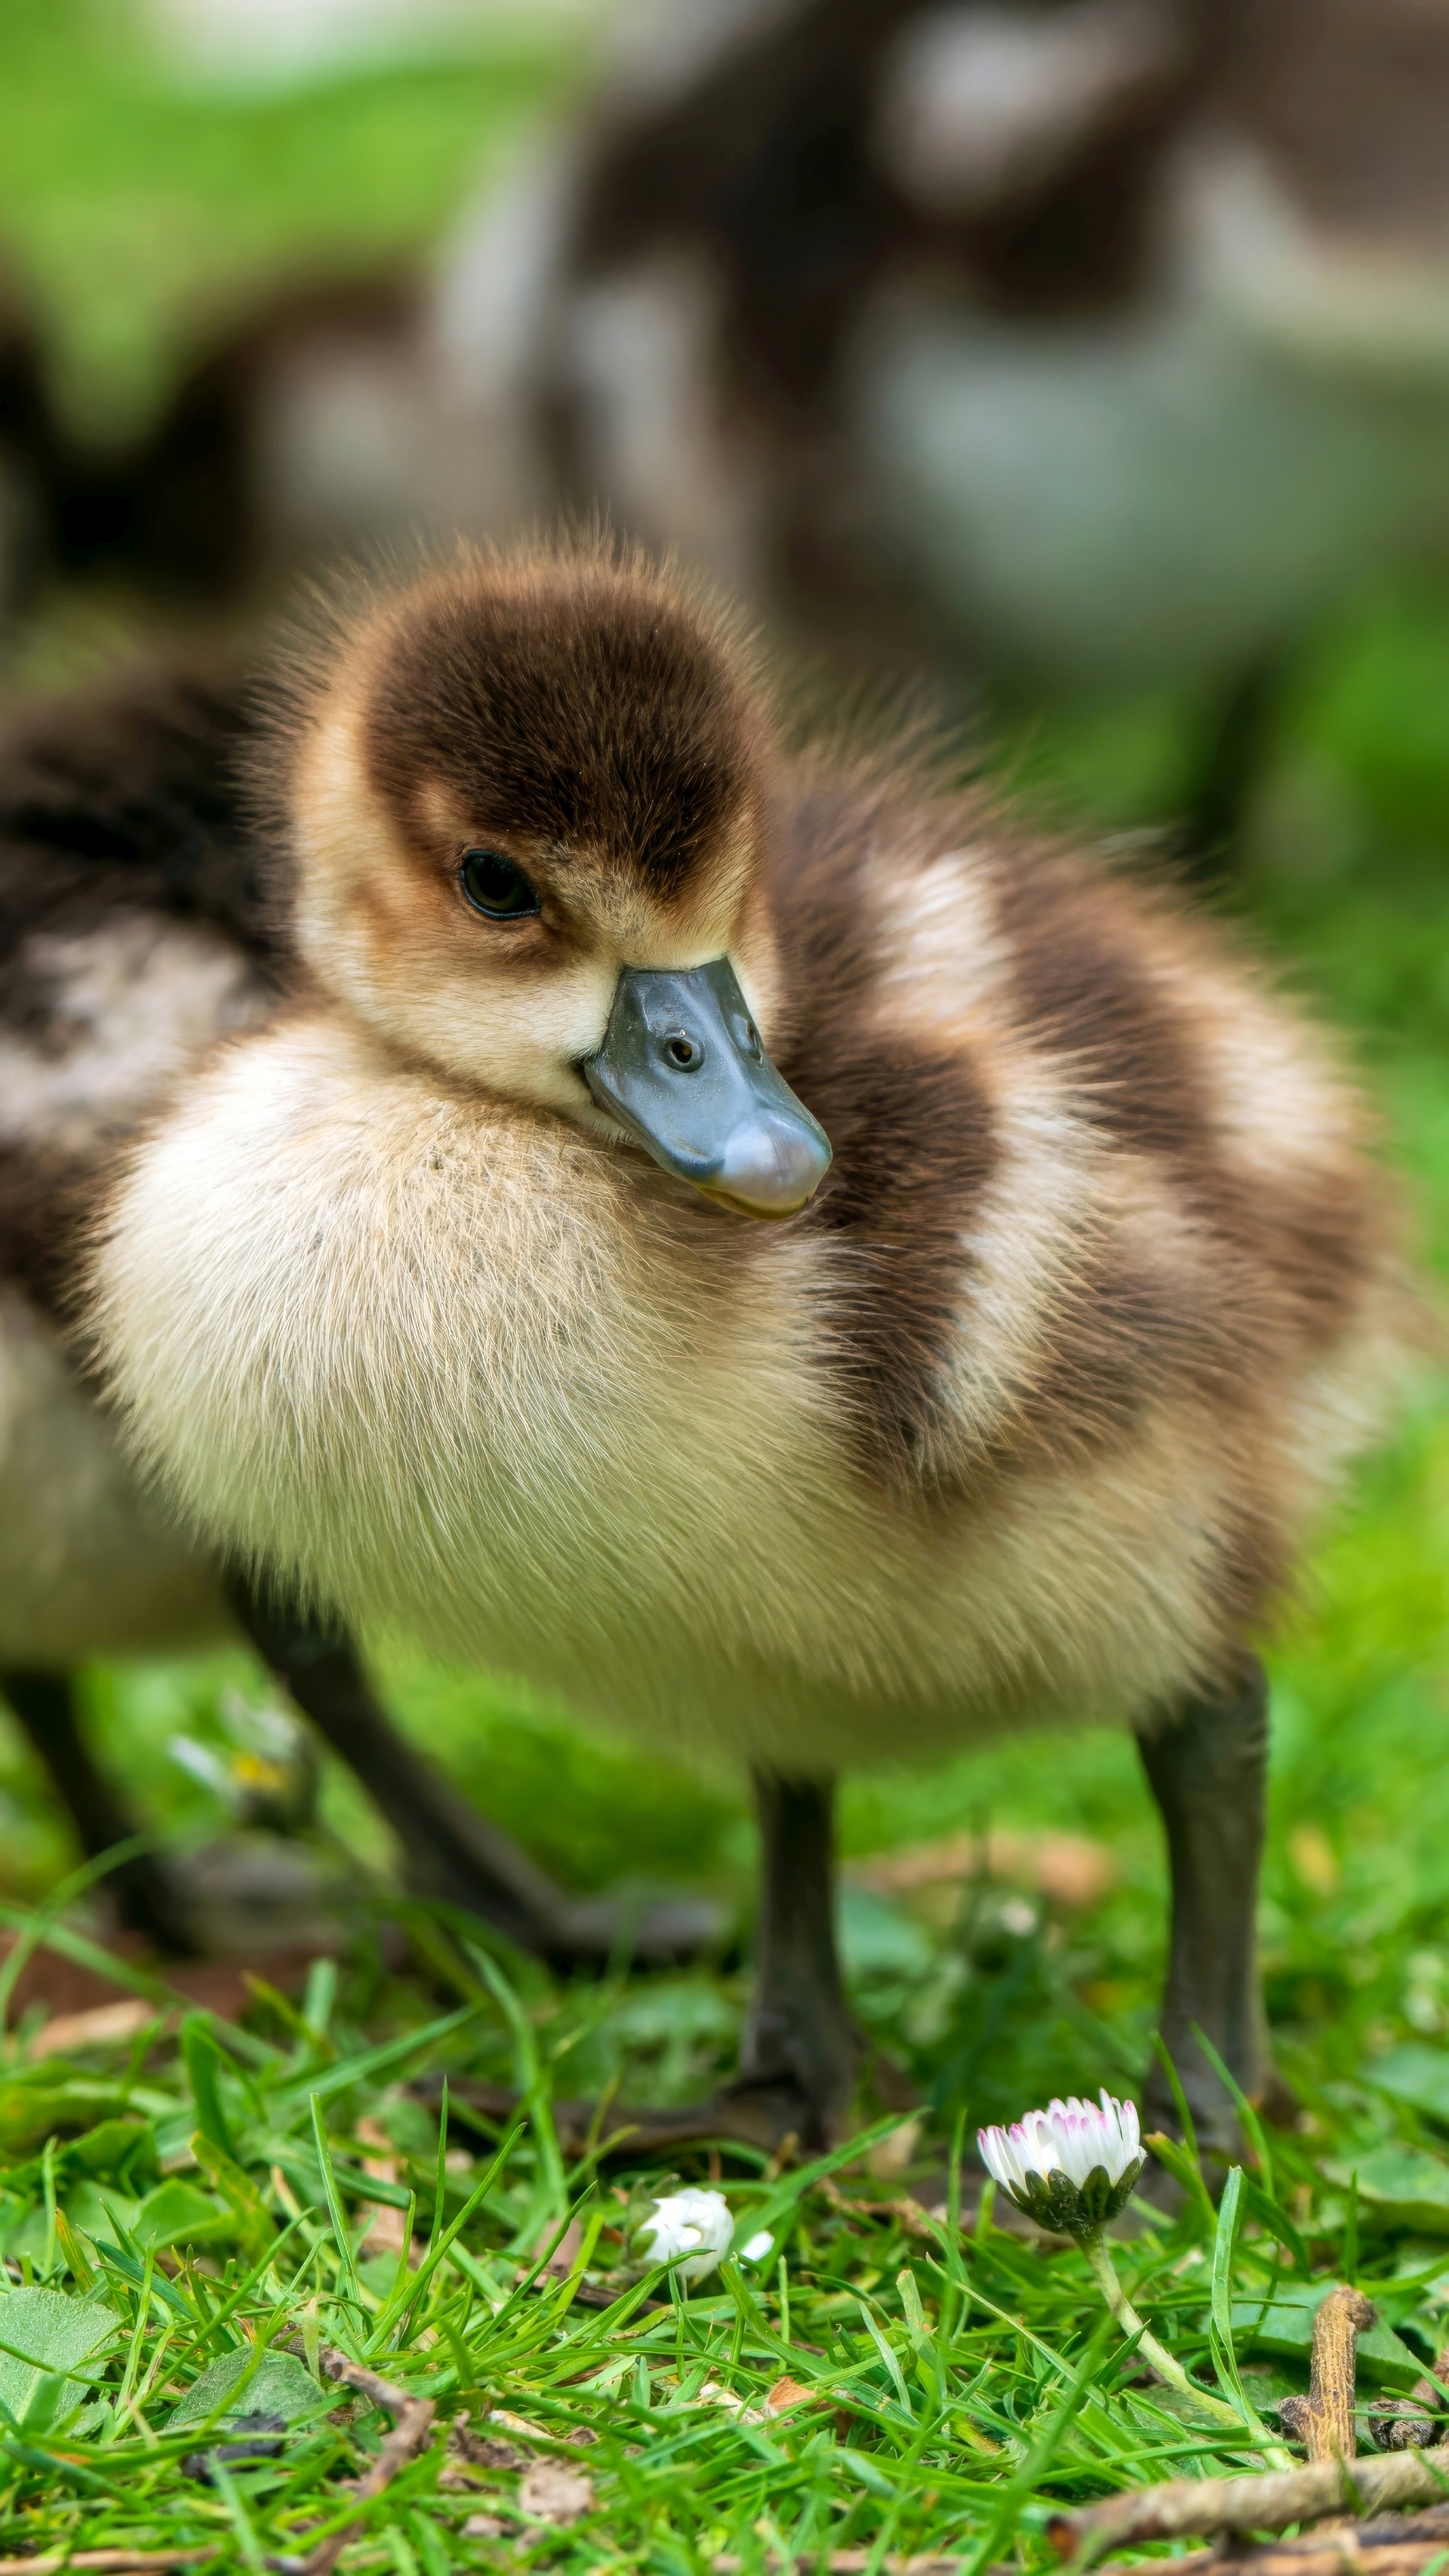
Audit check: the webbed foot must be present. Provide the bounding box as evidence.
[228,1575,724,1970]
[420,2069,848,2162]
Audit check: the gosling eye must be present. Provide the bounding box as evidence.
[460,848,541,920]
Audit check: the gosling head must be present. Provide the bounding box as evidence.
[269,540,830,1220]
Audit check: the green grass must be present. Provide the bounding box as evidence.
[8,2,1449,2563]
[2,1911,1449,2571]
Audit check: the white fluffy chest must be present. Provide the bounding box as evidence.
[98,1025,886,1725]
[94,1017,1236,1766]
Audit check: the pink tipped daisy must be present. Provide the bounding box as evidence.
[977,2089,1144,2236]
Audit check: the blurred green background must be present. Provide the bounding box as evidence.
[5,0,1449,2126]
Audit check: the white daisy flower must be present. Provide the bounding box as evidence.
[977,2089,1144,2236]
[630,2185,734,2283]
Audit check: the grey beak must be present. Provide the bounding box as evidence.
[583,958,832,1219]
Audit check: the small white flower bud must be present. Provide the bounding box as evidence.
[630,2185,734,2283]
[739,2230,775,2264]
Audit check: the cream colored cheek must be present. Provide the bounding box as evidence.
[401,953,620,1102]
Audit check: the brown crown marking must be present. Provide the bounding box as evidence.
[357,548,768,898]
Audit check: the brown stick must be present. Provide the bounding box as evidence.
[1049,2445,1449,2564]
[711,2556,968,2573]
[294,2347,436,2576]
[1097,2546,1449,2576]
[1280,2288,1377,2469]
[0,2557,214,2575]
[632,2528,1449,2576]
[1094,2503,1449,2576]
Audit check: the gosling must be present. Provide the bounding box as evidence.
[80,537,1413,2150]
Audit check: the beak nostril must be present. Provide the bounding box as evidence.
[584,959,831,1214]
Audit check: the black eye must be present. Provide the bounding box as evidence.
[460,848,540,920]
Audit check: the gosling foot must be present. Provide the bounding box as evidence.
[229,1574,724,1970]
[398,1790,727,1968]
[427,2067,851,2162]
[97,1853,202,1958]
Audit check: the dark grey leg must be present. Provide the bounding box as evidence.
[1137,1656,1270,2156]
[0,1668,197,1952]
[1180,650,1284,885]
[228,1577,717,1969]
[722,1771,857,2150]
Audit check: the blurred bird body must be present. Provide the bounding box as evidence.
[17,0,1448,722]
[0,1279,223,1668]
[503,0,1449,694]
[855,273,1449,691]
[0,688,272,1669]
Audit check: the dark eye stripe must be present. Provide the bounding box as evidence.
[460,848,541,920]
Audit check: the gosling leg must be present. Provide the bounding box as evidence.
[228,1577,717,1969]
[716,1771,858,2151]
[1137,1654,1270,2159]
[0,1667,197,1952]
[1180,648,1284,885]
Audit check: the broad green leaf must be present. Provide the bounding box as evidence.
[63,2184,141,2247]
[1324,2145,1449,2236]
[189,2133,276,2256]
[133,2179,235,2251]
[1368,2045,1449,2126]
[5,2121,160,2201]
[0,2287,118,2434]
[65,2119,162,2190]
[168,2345,325,2430]
[0,2084,132,2156]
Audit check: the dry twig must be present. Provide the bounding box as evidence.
[712,2555,964,2573]
[1281,2288,1378,2471]
[1094,2500,1449,2576]
[1278,2285,1380,2531]
[287,2347,435,2576]
[1051,2446,1449,2565]
[0,2556,213,2574]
